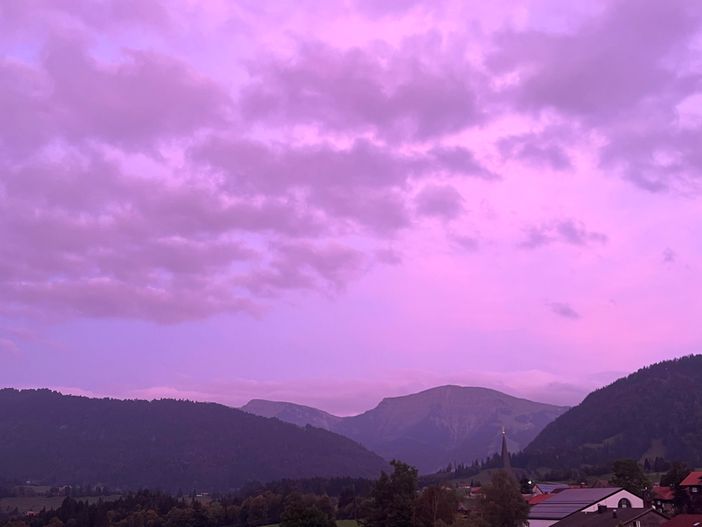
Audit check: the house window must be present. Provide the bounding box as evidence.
[618,498,632,508]
[692,487,699,493]
[635,521,641,527]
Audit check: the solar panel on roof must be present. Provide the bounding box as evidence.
[529,488,623,520]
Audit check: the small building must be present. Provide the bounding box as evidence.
[534,483,572,495]
[680,472,702,497]
[528,488,644,527]
[651,486,676,515]
[551,507,668,527]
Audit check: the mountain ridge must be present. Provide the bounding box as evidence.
[0,388,388,491]
[242,384,568,473]
[241,398,342,430]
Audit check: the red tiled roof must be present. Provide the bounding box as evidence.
[653,486,675,500]
[680,472,702,487]
[528,493,554,505]
[662,514,702,527]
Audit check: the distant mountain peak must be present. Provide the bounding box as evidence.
[243,384,568,474]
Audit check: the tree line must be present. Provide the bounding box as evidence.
[0,462,533,527]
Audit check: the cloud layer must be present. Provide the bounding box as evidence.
[1,0,701,409]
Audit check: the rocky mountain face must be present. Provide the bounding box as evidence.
[243,385,567,473]
[0,389,388,491]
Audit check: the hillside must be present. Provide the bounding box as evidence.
[0,389,388,491]
[523,355,702,469]
[335,386,566,473]
[241,399,341,430]
[244,386,567,473]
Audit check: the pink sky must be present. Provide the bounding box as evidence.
[1,0,701,415]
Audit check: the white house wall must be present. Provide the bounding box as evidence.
[580,490,643,511]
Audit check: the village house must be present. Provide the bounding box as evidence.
[528,488,644,527]
[550,507,668,527]
[680,472,702,498]
[534,483,572,496]
[652,486,677,515]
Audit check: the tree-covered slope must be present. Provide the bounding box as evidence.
[522,355,702,469]
[0,389,388,491]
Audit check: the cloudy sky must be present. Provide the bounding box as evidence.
[1,0,701,415]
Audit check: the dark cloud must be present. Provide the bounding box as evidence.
[240,39,484,142]
[490,0,702,192]
[192,137,493,233]
[490,0,701,123]
[663,248,676,264]
[521,219,607,249]
[450,235,480,252]
[240,242,366,296]
[0,37,229,158]
[548,302,581,320]
[0,151,355,322]
[414,184,464,220]
[0,0,170,31]
[498,129,572,171]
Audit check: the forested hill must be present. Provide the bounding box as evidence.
[522,355,702,469]
[0,389,388,491]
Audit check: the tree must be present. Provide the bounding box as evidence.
[363,460,418,527]
[415,486,458,527]
[519,478,533,495]
[474,471,529,527]
[610,460,649,495]
[661,463,692,514]
[280,494,335,527]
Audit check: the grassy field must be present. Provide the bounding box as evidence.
[0,495,122,515]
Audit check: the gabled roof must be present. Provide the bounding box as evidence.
[662,514,702,527]
[553,508,667,527]
[652,486,675,501]
[529,488,628,520]
[529,493,555,506]
[680,472,702,487]
[536,483,571,494]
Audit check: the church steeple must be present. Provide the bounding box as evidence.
[501,427,516,481]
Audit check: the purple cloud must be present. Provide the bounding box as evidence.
[44,37,229,150]
[1,37,228,157]
[240,40,484,141]
[498,129,572,171]
[490,1,700,122]
[521,219,608,249]
[450,235,480,252]
[414,184,464,220]
[2,0,702,416]
[490,0,702,192]
[241,242,366,295]
[0,0,170,32]
[548,302,581,320]
[663,248,676,264]
[192,137,493,233]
